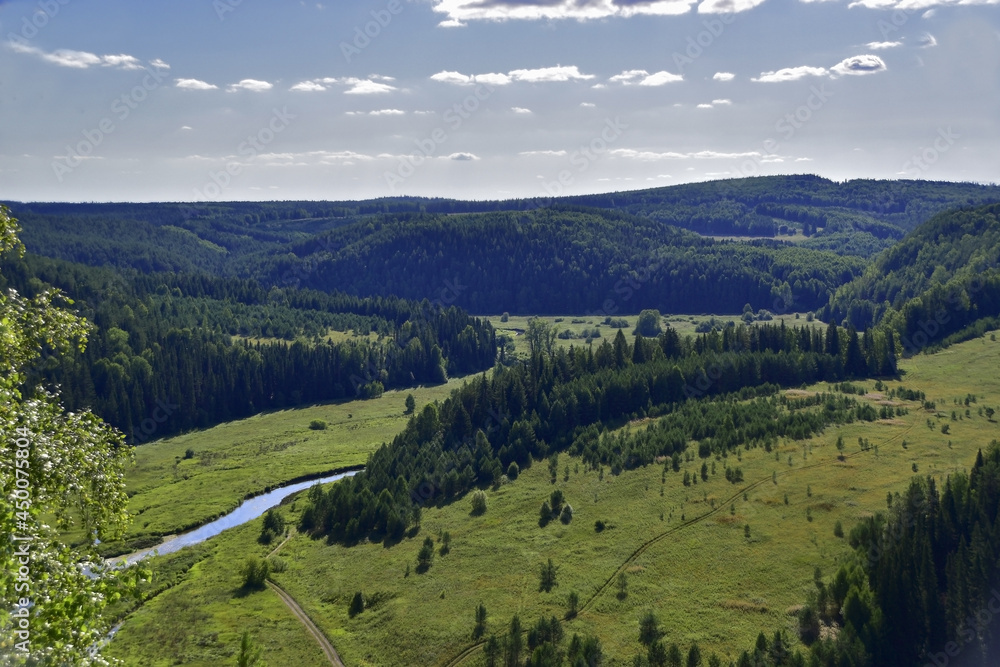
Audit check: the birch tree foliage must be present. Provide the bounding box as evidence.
[1,205,144,665]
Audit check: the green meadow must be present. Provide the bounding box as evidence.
[106,332,1000,666]
[489,313,819,358]
[116,376,469,545]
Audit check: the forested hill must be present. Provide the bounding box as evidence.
[6,176,998,318]
[266,207,865,314]
[555,175,1000,255]
[0,244,496,442]
[822,203,1000,350]
[8,199,867,316]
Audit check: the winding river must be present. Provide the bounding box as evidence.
[116,468,361,566]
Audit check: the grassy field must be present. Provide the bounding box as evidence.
[106,331,1000,666]
[233,328,382,347]
[118,376,469,544]
[489,313,819,357]
[102,523,333,666]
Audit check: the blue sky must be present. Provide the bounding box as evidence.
[0,0,997,202]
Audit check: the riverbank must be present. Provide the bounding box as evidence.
[111,467,362,565]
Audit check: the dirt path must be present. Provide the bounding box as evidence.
[268,580,345,667]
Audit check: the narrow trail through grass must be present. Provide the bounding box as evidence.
[267,581,344,667]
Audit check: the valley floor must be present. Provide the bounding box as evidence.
[104,332,1000,666]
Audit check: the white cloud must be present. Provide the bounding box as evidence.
[847,0,999,8]
[8,42,168,71]
[180,125,193,130]
[511,107,533,114]
[697,103,714,109]
[752,65,828,82]
[640,71,683,85]
[432,71,512,86]
[432,65,591,85]
[290,81,327,92]
[712,98,732,105]
[849,0,997,8]
[754,54,886,82]
[580,102,596,108]
[697,0,767,12]
[176,78,218,90]
[510,65,594,83]
[228,79,273,92]
[294,76,397,94]
[713,71,735,81]
[918,32,938,47]
[830,54,887,76]
[448,152,479,160]
[43,49,104,68]
[609,69,649,84]
[610,148,761,160]
[369,109,405,115]
[214,149,378,166]
[101,54,144,70]
[608,69,682,86]
[343,77,397,94]
[519,150,568,156]
[431,71,475,85]
[433,0,704,27]
[867,41,902,49]
[475,72,514,86]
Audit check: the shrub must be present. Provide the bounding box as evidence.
[539,501,552,527]
[360,381,384,399]
[259,508,285,544]
[549,489,564,513]
[567,591,580,619]
[560,504,573,524]
[798,605,820,644]
[241,557,269,590]
[183,448,195,459]
[349,591,365,617]
[639,610,662,646]
[539,558,558,592]
[501,312,510,322]
[440,531,452,556]
[594,520,606,532]
[308,419,327,430]
[417,536,434,572]
[635,309,663,337]
[470,490,488,516]
[507,461,519,480]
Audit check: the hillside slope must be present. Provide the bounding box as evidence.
[560,175,1000,255]
[270,207,864,314]
[822,203,1000,349]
